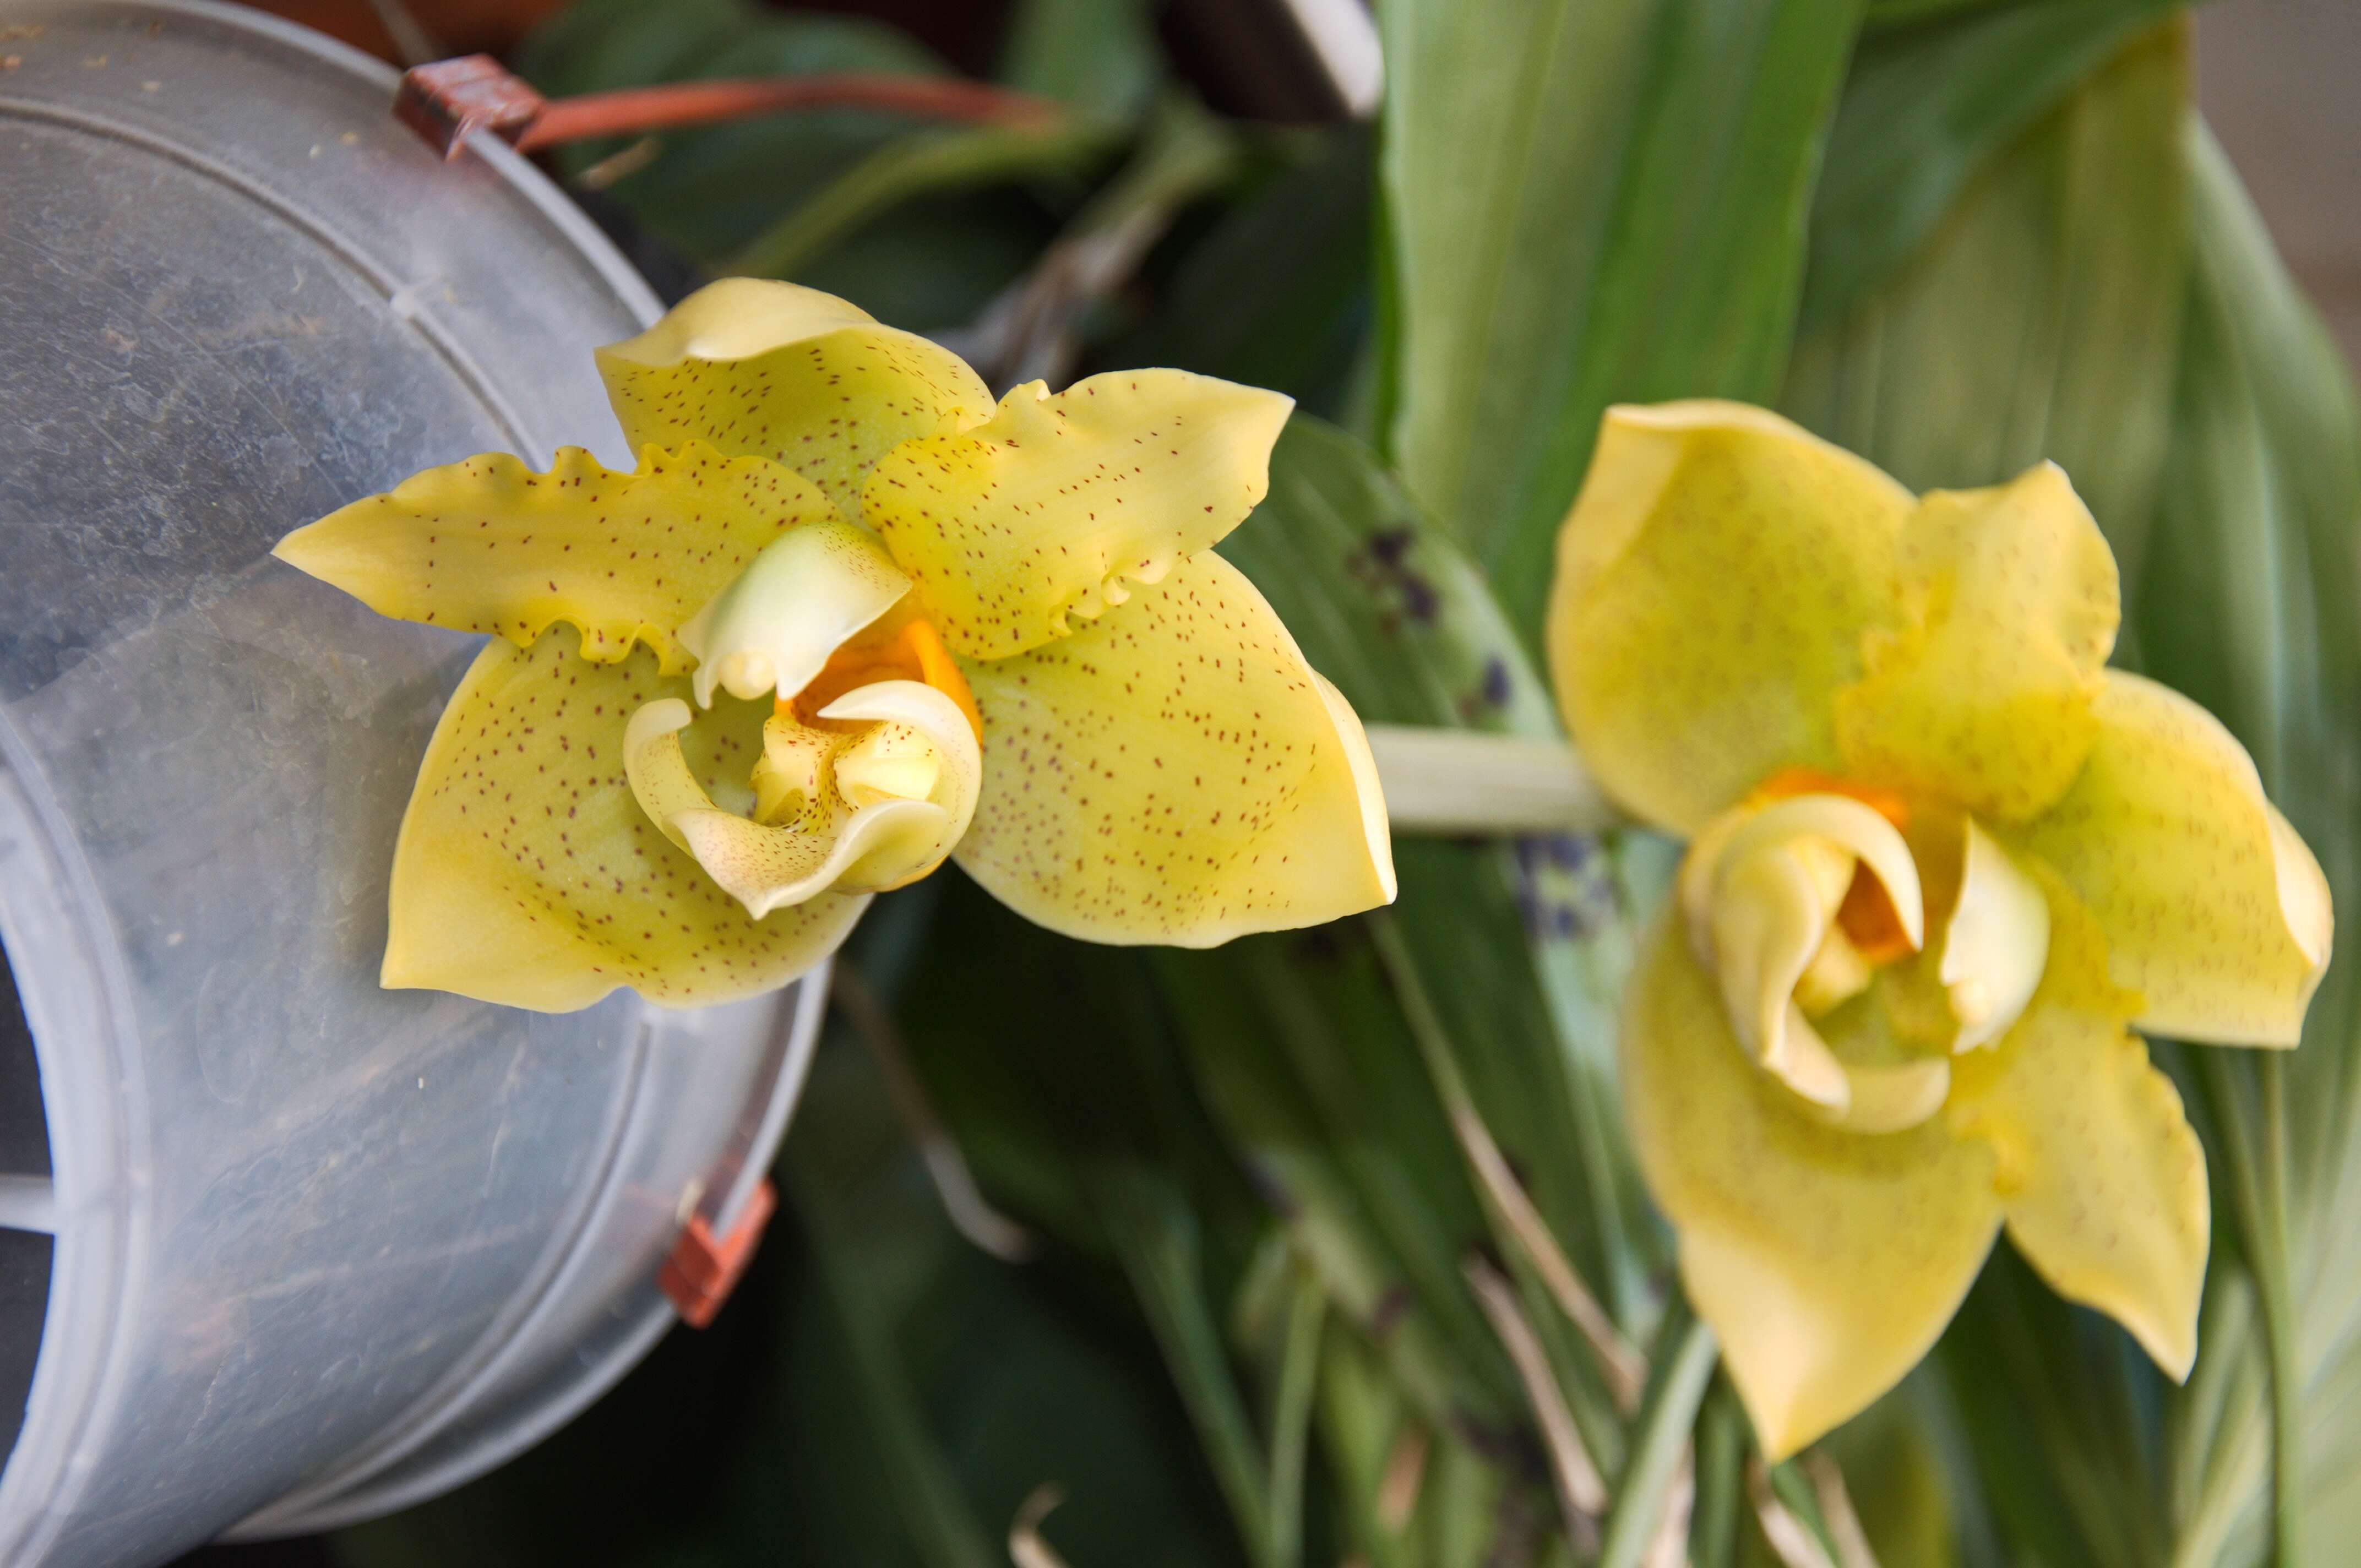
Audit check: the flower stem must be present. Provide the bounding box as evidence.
[1266,1263,1324,1568]
[1597,1309,1717,1568]
[2257,1050,2303,1568]
[1363,725,1623,835]
[2204,1050,2303,1567]
[1367,911,1631,1477]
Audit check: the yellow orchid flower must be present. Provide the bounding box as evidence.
[1545,401,2332,1460]
[275,279,1395,1012]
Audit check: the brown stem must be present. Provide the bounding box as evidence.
[516,73,1064,151]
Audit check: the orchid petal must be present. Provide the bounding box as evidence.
[596,277,993,522]
[955,551,1395,945]
[1687,794,1925,1113]
[1545,402,1912,833]
[1938,820,2050,1052]
[1622,912,1999,1460]
[383,628,862,1011]
[2013,671,2332,1046]
[1951,867,2207,1378]
[626,680,980,919]
[274,444,837,671]
[864,371,1294,660]
[1836,464,2119,823]
[673,520,912,707]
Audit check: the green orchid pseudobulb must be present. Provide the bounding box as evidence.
[1546,401,2332,1459]
[276,279,1396,1012]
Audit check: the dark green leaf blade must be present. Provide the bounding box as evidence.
[516,0,951,264]
[1379,0,1863,644]
[1804,0,2188,330]
[1783,19,2190,594]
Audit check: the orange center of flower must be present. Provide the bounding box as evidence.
[1753,766,1916,965]
[783,607,983,743]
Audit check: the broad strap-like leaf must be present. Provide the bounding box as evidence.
[1783,19,2190,597]
[1379,0,1862,645]
[1802,0,2189,329]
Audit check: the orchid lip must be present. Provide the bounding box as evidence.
[1683,785,2052,1132]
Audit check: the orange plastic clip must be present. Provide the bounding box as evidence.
[659,1177,777,1329]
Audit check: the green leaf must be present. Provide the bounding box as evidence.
[515,0,952,264]
[786,191,1060,333]
[1803,0,2189,329]
[1377,0,1863,644]
[1100,126,1375,418]
[1157,921,1520,1437]
[1935,1250,2163,1568]
[1782,18,2191,595]
[2141,122,2361,1568]
[1146,420,1679,1552]
[1217,418,1657,1315]
[1596,1309,1716,1568]
[1863,0,2007,26]
[882,873,1308,1565]
[999,0,1162,122]
[722,119,1117,284]
[2139,122,2361,1099]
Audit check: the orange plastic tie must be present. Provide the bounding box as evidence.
[659,1177,777,1330]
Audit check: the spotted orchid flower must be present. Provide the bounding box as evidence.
[275,280,1395,1011]
[1547,401,2331,1458]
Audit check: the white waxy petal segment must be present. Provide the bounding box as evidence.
[621,699,715,857]
[864,371,1295,659]
[1827,1058,1952,1135]
[2012,671,2332,1046]
[273,443,839,670]
[675,797,948,913]
[1939,820,2050,1052]
[956,551,1396,945]
[1707,850,1853,1110]
[627,680,980,919]
[676,520,912,708]
[1719,794,1925,951]
[815,679,982,881]
[1684,793,1928,1117]
[595,277,993,521]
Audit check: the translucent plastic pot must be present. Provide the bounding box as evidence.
[0,4,824,1562]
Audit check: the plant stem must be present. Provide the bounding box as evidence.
[1690,1386,1745,1568]
[787,1172,999,1568]
[2258,1050,2303,1567]
[833,965,1037,1262]
[1102,1174,1280,1568]
[1363,726,1622,834]
[2204,1051,2303,1567]
[1267,1264,1325,1568]
[1596,1310,1718,1568]
[1366,911,1629,1469]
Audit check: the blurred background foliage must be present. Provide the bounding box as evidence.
[203,0,2360,1564]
